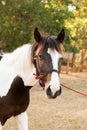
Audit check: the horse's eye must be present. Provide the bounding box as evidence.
[38,54,43,59]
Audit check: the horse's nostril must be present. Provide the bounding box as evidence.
[53,86,62,98]
[46,86,52,98]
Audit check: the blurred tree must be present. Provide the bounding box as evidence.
[0,0,32,51]
[0,0,87,72]
[64,0,87,71]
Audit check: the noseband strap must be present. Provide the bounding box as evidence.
[33,69,58,79]
[50,69,59,74]
[41,69,59,76]
[36,69,59,78]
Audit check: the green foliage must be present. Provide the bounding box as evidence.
[0,0,32,51]
[69,45,79,53]
[0,0,87,53]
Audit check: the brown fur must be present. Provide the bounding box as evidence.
[0,76,32,125]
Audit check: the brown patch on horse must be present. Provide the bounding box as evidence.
[44,73,51,83]
[35,44,44,56]
[0,76,32,125]
[57,44,65,53]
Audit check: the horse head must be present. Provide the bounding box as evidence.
[32,28,65,99]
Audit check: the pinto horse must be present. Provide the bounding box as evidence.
[0,28,65,130]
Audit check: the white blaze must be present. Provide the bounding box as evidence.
[47,48,62,95]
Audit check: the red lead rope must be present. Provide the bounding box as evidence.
[61,83,87,97]
[33,73,43,80]
[33,73,87,97]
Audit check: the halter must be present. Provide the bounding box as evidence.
[32,40,60,87]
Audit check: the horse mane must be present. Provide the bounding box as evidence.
[43,37,58,51]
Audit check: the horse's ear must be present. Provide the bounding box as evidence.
[34,28,42,43]
[56,29,65,43]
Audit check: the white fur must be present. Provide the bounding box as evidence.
[15,112,28,130]
[0,123,2,130]
[47,48,62,95]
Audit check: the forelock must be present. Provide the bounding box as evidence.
[43,37,58,51]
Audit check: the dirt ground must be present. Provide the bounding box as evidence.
[3,72,87,130]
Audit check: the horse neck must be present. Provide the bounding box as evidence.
[11,44,36,86]
[14,44,33,72]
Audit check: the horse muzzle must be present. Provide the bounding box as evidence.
[46,86,62,99]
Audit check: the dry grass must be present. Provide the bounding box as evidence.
[3,72,87,130]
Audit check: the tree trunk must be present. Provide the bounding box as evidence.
[66,52,70,74]
[72,53,76,68]
[80,48,86,71]
[76,48,86,72]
